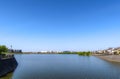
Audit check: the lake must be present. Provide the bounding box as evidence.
[1,54,120,79]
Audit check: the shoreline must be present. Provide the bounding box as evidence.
[94,55,120,63]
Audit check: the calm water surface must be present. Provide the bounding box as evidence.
[2,54,120,79]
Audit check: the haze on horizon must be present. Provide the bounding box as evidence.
[0,0,120,52]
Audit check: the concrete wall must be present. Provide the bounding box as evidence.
[0,56,18,77]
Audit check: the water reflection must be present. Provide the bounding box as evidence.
[1,54,120,79]
[0,73,13,79]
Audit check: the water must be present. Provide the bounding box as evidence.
[1,54,120,79]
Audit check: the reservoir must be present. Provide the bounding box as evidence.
[1,54,120,79]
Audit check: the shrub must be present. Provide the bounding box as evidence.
[0,45,8,54]
[77,51,91,56]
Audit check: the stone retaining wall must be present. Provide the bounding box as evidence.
[0,56,18,77]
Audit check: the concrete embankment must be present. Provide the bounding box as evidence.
[95,55,120,63]
[0,56,18,77]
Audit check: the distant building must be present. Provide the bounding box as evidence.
[106,48,115,55]
[8,49,22,53]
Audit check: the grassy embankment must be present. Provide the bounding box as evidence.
[59,51,92,56]
[77,51,92,56]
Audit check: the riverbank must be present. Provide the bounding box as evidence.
[94,55,120,63]
[0,56,18,77]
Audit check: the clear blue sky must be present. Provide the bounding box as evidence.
[0,0,120,52]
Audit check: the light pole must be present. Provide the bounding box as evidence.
[10,45,12,49]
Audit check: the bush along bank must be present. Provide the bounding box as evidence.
[77,51,92,56]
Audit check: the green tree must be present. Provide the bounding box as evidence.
[0,45,8,54]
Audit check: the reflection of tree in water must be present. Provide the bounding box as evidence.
[0,72,13,79]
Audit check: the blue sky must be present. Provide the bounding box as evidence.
[0,0,120,52]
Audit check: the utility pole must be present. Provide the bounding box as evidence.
[10,45,12,49]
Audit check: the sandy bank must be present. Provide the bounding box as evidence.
[94,55,120,63]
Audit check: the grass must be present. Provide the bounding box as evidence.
[77,51,92,56]
[58,51,92,56]
[1,52,14,55]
